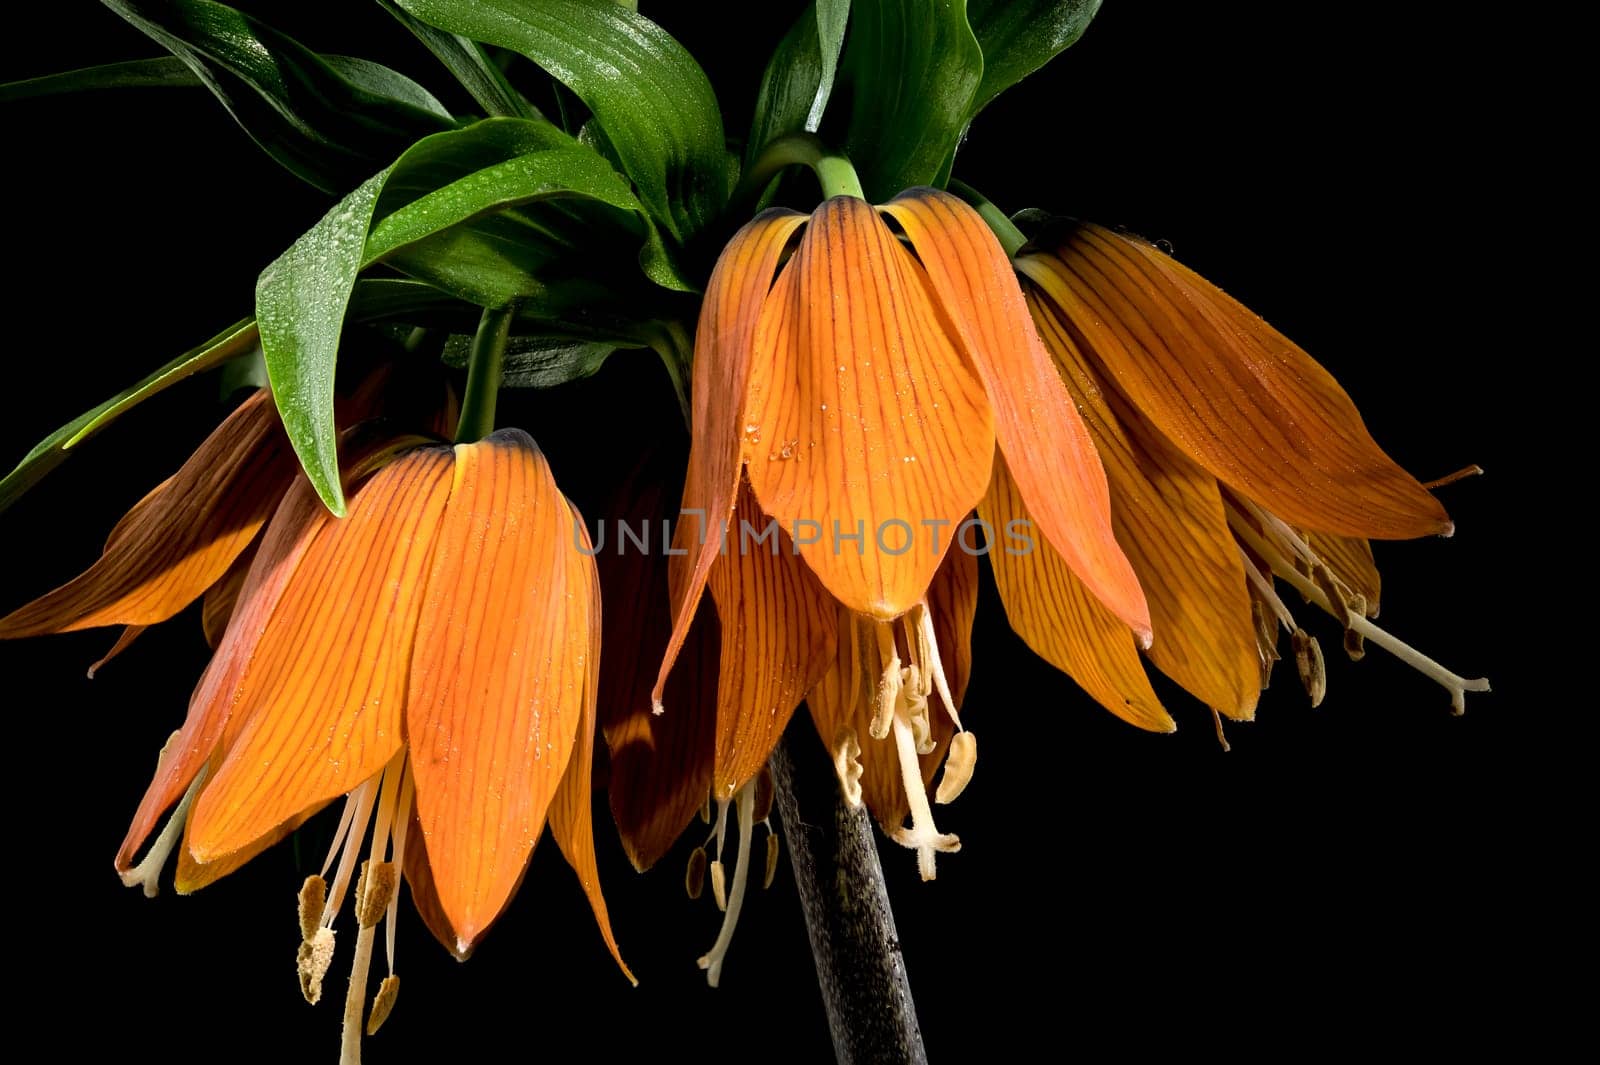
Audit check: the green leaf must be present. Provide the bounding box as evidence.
[375,0,540,119]
[746,0,851,163]
[258,117,687,513]
[838,0,983,200]
[441,335,627,389]
[966,0,1100,116]
[391,0,731,242]
[0,56,200,100]
[103,0,457,193]
[0,319,258,515]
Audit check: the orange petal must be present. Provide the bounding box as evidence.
[1307,532,1381,616]
[927,543,978,710]
[1018,223,1450,539]
[655,210,808,709]
[548,504,631,981]
[200,537,258,648]
[744,196,995,619]
[174,760,321,894]
[0,389,294,639]
[406,431,586,953]
[401,808,469,960]
[979,452,1173,732]
[86,625,146,678]
[186,445,454,863]
[709,483,837,796]
[883,189,1149,642]
[1030,290,1259,720]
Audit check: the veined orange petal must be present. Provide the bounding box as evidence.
[927,544,978,711]
[655,210,808,709]
[744,196,995,619]
[883,189,1150,642]
[174,760,320,894]
[200,536,258,648]
[980,452,1173,732]
[597,460,717,871]
[549,504,631,981]
[186,445,454,863]
[1030,290,1258,720]
[0,389,294,638]
[1018,223,1450,539]
[401,809,468,960]
[406,431,585,952]
[1307,532,1382,616]
[709,483,837,796]
[116,474,332,873]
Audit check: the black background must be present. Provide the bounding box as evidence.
[0,2,1545,1060]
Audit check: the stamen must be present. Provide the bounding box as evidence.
[912,603,963,729]
[870,623,902,740]
[699,792,712,825]
[1238,547,1298,632]
[1292,629,1327,708]
[1311,564,1353,629]
[713,794,732,860]
[322,779,379,928]
[685,847,708,900]
[763,831,780,891]
[698,777,758,987]
[298,927,336,1005]
[831,726,864,807]
[383,765,415,975]
[298,876,328,941]
[1230,513,1490,714]
[119,742,200,898]
[1211,707,1232,753]
[339,861,387,1065]
[887,713,960,881]
[935,731,977,804]
[366,975,400,1036]
[710,860,728,912]
[1423,464,1484,490]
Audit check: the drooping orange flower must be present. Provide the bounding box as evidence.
[40,427,624,1062]
[643,187,1149,976]
[1005,219,1487,722]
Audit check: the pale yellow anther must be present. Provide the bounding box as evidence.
[763,832,780,890]
[870,623,902,740]
[1344,593,1368,660]
[1312,564,1353,628]
[832,726,864,807]
[297,927,336,1005]
[299,875,328,942]
[366,975,400,1036]
[355,861,397,929]
[685,847,708,900]
[699,792,712,825]
[710,860,728,912]
[1292,628,1326,708]
[935,731,977,804]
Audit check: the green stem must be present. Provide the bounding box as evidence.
[454,304,514,444]
[647,319,695,428]
[732,132,866,210]
[949,179,1027,258]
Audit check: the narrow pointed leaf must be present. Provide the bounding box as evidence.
[746,0,851,163]
[966,0,1101,116]
[838,0,982,199]
[376,0,539,119]
[391,0,731,242]
[103,0,456,193]
[0,56,200,100]
[0,318,258,515]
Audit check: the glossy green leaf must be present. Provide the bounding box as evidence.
[441,335,629,389]
[746,0,851,164]
[376,0,540,119]
[103,0,456,193]
[839,0,983,200]
[0,56,200,100]
[0,319,258,515]
[258,117,686,513]
[966,0,1100,116]
[391,0,731,242]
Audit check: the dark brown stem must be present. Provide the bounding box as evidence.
[771,731,927,1065]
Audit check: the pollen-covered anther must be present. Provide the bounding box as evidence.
[869,623,902,740]
[297,927,336,1005]
[365,975,400,1036]
[1344,594,1368,660]
[709,860,728,912]
[888,713,960,881]
[935,731,977,804]
[1292,628,1326,708]
[763,831,780,890]
[832,725,864,807]
[685,847,708,900]
[298,875,328,941]
[1312,564,1353,629]
[355,861,397,929]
